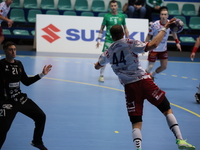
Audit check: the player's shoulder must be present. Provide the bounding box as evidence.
[104,12,112,17]
[153,20,160,25]
[14,59,22,64]
[150,20,159,28]
[117,12,124,15]
[117,12,126,18]
[0,1,5,7]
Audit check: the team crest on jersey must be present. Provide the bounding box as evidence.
[118,18,122,21]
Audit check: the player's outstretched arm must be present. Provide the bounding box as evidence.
[123,25,129,39]
[190,52,196,61]
[0,16,14,28]
[96,25,105,48]
[190,36,200,61]
[42,64,52,75]
[172,32,182,51]
[146,18,176,51]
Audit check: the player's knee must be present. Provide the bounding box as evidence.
[157,96,171,113]
[160,65,167,71]
[129,116,142,124]
[35,111,46,123]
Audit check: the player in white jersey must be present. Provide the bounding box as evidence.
[94,23,195,150]
[145,6,181,79]
[0,0,14,46]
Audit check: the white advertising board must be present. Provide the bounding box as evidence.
[36,15,148,54]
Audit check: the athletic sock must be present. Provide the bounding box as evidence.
[166,113,183,140]
[132,128,142,149]
[151,71,157,77]
[100,65,106,76]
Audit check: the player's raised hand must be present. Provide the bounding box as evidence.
[96,42,101,48]
[176,43,182,51]
[165,18,176,29]
[42,65,52,75]
[7,19,13,28]
[190,52,195,61]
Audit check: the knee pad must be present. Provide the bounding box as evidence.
[157,96,171,113]
[129,116,142,124]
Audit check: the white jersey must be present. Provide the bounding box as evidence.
[98,38,150,85]
[148,20,171,52]
[0,2,10,24]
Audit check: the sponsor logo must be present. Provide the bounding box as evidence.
[66,29,145,42]
[41,27,145,42]
[2,104,13,109]
[42,24,60,43]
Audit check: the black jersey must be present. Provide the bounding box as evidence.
[0,58,41,101]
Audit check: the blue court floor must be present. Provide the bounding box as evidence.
[0,51,200,150]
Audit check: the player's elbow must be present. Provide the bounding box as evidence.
[146,42,158,51]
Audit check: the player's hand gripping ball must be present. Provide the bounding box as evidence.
[170,18,184,33]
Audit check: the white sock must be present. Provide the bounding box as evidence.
[151,71,157,77]
[132,128,142,149]
[166,113,183,140]
[100,65,106,76]
[146,62,155,73]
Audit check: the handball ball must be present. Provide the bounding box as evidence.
[170,19,184,33]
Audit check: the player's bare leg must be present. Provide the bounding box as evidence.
[151,59,168,78]
[160,98,196,150]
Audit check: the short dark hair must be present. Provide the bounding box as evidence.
[3,41,16,50]
[159,6,168,13]
[109,0,117,5]
[110,25,124,41]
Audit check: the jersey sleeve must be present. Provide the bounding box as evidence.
[98,50,110,66]
[148,24,154,36]
[0,3,4,16]
[102,14,107,26]
[0,61,5,100]
[19,61,41,86]
[122,14,126,25]
[131,40,147,53]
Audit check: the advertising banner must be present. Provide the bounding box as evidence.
[36,15,148,54]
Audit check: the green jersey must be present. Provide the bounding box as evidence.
[101,12,126,52]
[102,12,126,41]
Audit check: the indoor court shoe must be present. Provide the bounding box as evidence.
[136,148,142,150]
[195,93,200,104]
[31,142,48,150]
[176,139,195,150]
[98,75,104,82]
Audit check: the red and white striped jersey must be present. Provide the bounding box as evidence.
[0,2,10,24]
